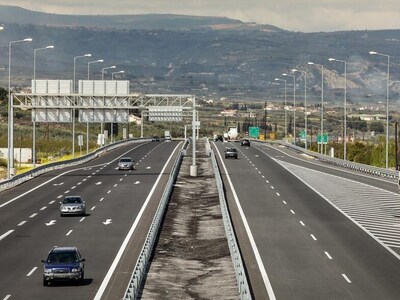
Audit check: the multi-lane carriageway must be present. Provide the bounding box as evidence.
[2,139,400,299]
[0,140,181,299]
[213,141,400,300]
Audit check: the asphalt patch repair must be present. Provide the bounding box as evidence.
[139,140,239,299]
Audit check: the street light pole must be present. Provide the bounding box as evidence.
[369,51,390,169]
[283,73,296,144]
[101,65,116,80]
[87,59,103,80]
[33,45,54,168]
[292,69,307,150]
[112,70,124,80]
[7,37,32,179]
[86,59,103,154]
[329,58,347,160]
[73,53,91,158]
[275,78,287,141]
[308,62,324,154]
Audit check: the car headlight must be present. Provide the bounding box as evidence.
[44,268,53,273]
[71,268,79,272]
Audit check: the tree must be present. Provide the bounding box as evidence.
[370,121,384,134]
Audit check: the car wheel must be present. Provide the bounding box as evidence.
[79,271,84,285]
[60,213,63,217]
[43,278,49,286]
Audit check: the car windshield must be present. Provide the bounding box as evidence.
[120,158,132,163]
[63,197,82,204]
[227,148,236,152]
[47,251,79,264]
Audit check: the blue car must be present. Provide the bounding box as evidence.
[41,246,85,286]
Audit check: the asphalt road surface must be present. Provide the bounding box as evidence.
[0,140,180,300]
[214,141,400,300]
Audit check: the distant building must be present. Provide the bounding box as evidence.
[221,110,237,117]
[348,114,384,121]
[129,115,142,125]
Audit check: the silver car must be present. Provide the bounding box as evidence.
[118,157,135,170]
[60,196,86,216]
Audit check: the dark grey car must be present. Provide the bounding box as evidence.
[224,147,238,159]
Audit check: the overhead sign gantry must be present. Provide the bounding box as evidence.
[8,80,198,178]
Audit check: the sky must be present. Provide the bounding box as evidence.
[3,0,400,32]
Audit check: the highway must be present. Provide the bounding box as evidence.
[0,140,181,300]
[214,141,400,300]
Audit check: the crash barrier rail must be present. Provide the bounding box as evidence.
[0,139,146,192]
[123,141,188,299]
[262,140,398,181]
[210,148,252,300]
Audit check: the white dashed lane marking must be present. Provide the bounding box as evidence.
[26,267,37,277]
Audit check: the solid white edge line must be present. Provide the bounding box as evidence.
[93,142,182,300]
[271,156,400,261]
[3,295,11,300]
[213,142,276,300]
[26,267,37,277]
[0,230,14,241]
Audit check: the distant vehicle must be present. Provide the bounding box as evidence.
[118,157,135,170]
[164,130,171,141]
[41,246,85,286]
[227,127,238,140]
[224,147,238,159]
[215,135,223,142]
[60,196,86,217]
[241,139,251,146]
[152,136,160,142]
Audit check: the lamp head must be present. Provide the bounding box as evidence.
[47,45,54,49]
[274,78,280,81]
[282,73,288,76]
[328,58,335,61]
[369,51,377,55]
[24,38,32,42]
[291,68,298,72]
[98,59,104,63]
[307,62,314,65]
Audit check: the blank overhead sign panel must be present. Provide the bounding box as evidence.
[79,80,129,95]
[79,110,129,123]
[148,106,183,122]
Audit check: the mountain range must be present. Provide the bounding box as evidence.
[0,5,400,105]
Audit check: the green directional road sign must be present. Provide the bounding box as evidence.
[249,127,260,138]
[317,133,328,144]
[299,130,307,141]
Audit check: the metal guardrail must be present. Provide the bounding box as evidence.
[0,139,146,192]
[123,141,188,300]
[261,140,398,181]
[210,146,252,300]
